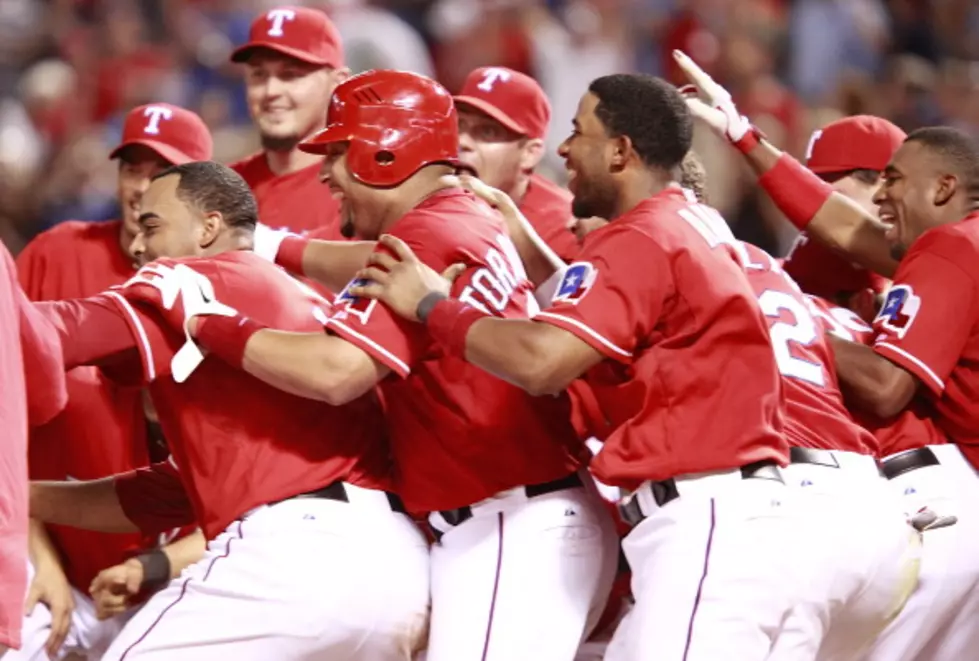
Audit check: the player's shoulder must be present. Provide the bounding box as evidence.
[228,151,269,184]
[910,215,979,266]
[396,187,503,245]
[18,219,120,263]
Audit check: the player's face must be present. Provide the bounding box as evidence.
[558,92,618,220]
[129,174,212,265]
[874,141,942,261]
[832,173,882,218]
[117,146,172,242]
[244,52,342,152]
[457,108,538,194]
[318,142,380,240]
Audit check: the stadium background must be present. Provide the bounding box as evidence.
[0,0,975,256]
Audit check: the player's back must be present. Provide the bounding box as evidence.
[128,251,390,538]
[16,219,149,591]
[560,192,787,487]
[741,242,877,455]
[231,152,341,237]
[329,189,581,512]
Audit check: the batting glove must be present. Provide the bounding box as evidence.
[252,222,299,263]
[673,50,752,144]
[115,260,238,383]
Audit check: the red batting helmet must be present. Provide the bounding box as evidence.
[299,69,460,187]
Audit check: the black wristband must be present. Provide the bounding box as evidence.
[416,291,448,324]
[135,549,171,593]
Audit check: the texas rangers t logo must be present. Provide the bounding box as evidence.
[143,106,173,135]
[478,68,511,92]
[267,8,296,37]
[553,262,597,305]
[875,285,921,339]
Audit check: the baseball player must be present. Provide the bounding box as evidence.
[454,66,579,265]
[27,161,429,661]
[675,51,979,661]
[230,6,349,237]
[11,102,211,661]
[348,72,837,661]
[147,70,619,661]
[0,243,67,656]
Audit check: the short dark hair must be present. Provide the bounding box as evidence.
[588,73,692,171]
[152,161,258,229]
[822,168,881,186]
[905,126,979,200]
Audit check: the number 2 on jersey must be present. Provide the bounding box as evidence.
[756,289,825,387]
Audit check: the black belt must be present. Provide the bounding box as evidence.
[789,446,842,468]
[438,472,584,528]
[289,481,407,514]
[619,460,783,526]
[881,447,940,480]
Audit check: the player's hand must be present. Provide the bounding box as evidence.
[672,50,751,143]
[115,261,239,382]
[349,235,463,322]
[25,558,75,657]
[252,223,298,263]
[89,558,144,621]
[909,507,958,532]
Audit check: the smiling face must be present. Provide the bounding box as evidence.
[117,145,173,243]
[244,51,340,152]
[318,142,385,240]
[129,173,208,265]
[874,139,948,261]
[557,92,619,220]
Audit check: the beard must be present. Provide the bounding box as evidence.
[260,132,302,153]
[890,242,908,261]
[570,179,617,221]
[339,201,356,239]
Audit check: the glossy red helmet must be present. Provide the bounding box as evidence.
[299,69,460,187]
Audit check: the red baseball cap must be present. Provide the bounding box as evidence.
[453,67,550,140]
[109,103,212,165]
[782,233,888,299]
[805,115,907,176]
[231,6,344,68]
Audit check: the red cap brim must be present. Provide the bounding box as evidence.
[297,125,351,155]
[453,96,528,136]
[230,42,335,67]
[108,139,193,165]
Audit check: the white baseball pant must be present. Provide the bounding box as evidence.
[604,465,810,661]
[862,444,979,661]
[423,471,619,661]
[5,562,134,661]
[101,484,431,661]
[767,449,922,661]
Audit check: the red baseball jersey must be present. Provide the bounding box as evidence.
[16,220,157,592]
[520,173,579,262]
[741,243,877,455]
[533,188,788,488]
[867,219,979,458]
[325,188,582,512]
[48,251,392,540]
[231,152,342,237]
[809,296,946,457]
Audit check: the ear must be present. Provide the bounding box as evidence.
[609,135,632,173]
[199,211,223,248]
[518,138,545,173]
[333,67,352,85]
[934,174,958,206]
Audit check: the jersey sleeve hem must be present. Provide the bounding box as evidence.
[325,318,411,378]
[534,311,632,363]
[874,341,944,396]
[102,291,157,383]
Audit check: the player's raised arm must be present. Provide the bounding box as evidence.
[674,50,899,277]
[30,479,138,533]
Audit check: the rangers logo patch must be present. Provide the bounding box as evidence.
[331,278,377,324]
[874,285,920,339]
[553,262,598,305]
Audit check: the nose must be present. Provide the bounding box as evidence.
[318,158,332,185]
[458,130,475,154]
[872,181,886,206]
[264,75,285,99]
[129,232,145,261]
[566,216,579,231]
[557,137,570,159]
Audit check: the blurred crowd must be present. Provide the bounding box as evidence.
[0,0,976,256]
